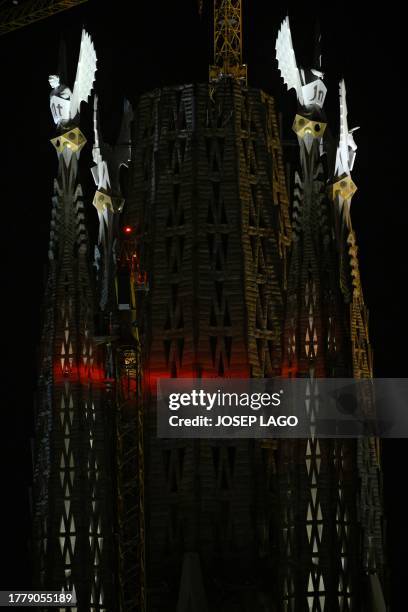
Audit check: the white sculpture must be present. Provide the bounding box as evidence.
[91,95,109,192]
[334,79,359,178]
[275,16,327,110]
[49,29,97,126]
[91,94,133,197]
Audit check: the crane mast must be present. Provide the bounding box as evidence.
[209,0,247,83]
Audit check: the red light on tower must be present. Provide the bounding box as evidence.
[123,226,133,235]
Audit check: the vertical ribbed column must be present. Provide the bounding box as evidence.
[33,133,116,611]
[126,80,290,610]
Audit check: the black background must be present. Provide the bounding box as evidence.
[0,1,406,608]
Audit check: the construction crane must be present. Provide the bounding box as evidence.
[209,0,247,83]
[0,0,88,36]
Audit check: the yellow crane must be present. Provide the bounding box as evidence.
[0,0,88,36]
[209,0,247,83]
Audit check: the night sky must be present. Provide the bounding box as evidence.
[0,1,406,607]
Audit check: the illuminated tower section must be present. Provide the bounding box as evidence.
[275,18,351,611]
[127,81,290,383]
[33,31,116,611]
[123,5,385,611]
[276,18,386,611]
[123,4,289,610]
[125,78,290,607]
[330,80,385,610]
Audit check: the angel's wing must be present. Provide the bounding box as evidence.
[70,29,97,120]
[91,96,132,194]
[338,79,349,174]
[335,79,358,177]
[91,94,111,191]
[275,17,303,105]
[92,93,102,166]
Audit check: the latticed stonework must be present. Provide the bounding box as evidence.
[125,78,291,610]
[127,79,291,383]
[33,137,116,611]
[274,107,385,610]
[278,132,357,611]
[33,13,386,612]
[332,192,385,608]
[124,72,385,609]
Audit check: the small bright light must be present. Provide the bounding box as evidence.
[123,226,133,234]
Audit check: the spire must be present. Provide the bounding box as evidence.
[209,0,247,83]
[34,30,117,609]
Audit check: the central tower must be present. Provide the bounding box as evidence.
[124,4,385,610]
[124,3,292,609]
[127,79,291,384]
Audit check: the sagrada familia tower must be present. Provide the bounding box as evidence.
[32,3,386,611]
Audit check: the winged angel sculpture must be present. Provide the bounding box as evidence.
[48,29,97,127]
[91,94,133,205]
[275,16,327,111]
[91,94,134,309]
[334,79,359,179]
